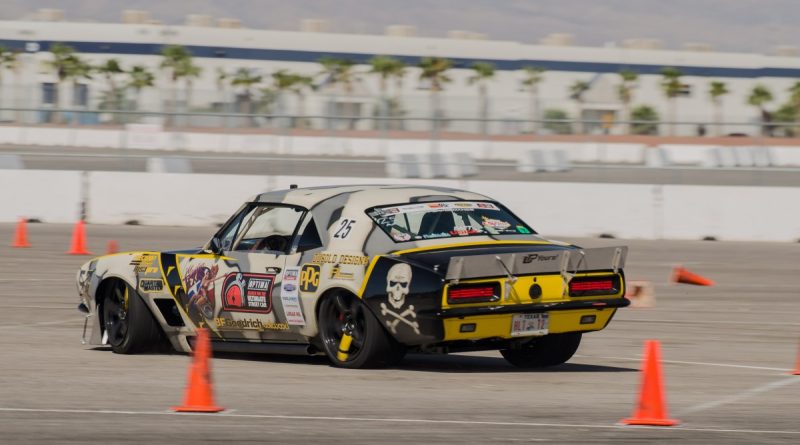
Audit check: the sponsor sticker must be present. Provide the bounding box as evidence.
[214,317,290,331]
[139,278,164,292]
[516,225,532,234]
[221,273,275,314]
[329,264,355,280]
[130,254,159,274]
[311,253,369,265]
[299,264,320,293]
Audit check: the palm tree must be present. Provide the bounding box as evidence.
[520,66,545,133]
[468,61,495,134]
[176,58,201,114]
[617,70,638,134]
[0,46,17,116]
[63,54,93,124]
[289,74,314,128]
[748,84,773,136]
[708,81,729,136]
[788,81,800,136]
[569,80,590,134]
[368,55,405,127]
[418,57,452,130]
[96,59,125,122]
[45,43,77,123]
[231,68,262,126]
[318,57,360,128]
[126,65,154,112]
[160,45,193,124]
[660,67,683,136]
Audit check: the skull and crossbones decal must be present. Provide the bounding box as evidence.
[381,263,419,334]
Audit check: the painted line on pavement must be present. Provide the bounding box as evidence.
[0,319,76,330]
[678,377,800,415]
[575,354,792,372]
[0,407,798,435]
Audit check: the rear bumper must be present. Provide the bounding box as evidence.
[437,298,629,342]
[437,297,630,318]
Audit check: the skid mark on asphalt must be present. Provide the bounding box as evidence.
[574,355,792,372]
[678,377,800,415]
[0,407,798,435]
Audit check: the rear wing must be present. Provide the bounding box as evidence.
[445,246,627,283]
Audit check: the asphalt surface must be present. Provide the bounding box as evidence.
[2,145,799,186]
[0,223,798,444]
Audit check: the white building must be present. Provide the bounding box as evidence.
[1,17,799,135]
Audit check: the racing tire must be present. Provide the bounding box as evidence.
[500,332,582,368]
[102,280,163,354]
[318,293,406,369]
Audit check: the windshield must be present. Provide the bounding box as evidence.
[366,201,534,243]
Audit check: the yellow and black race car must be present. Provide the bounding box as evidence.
[76,185,628,368]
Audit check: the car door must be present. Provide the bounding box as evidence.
[178,203,310,342]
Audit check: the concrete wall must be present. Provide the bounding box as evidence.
[1,169,797,241]
[3,125,800,167]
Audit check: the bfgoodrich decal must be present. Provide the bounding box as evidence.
[222,273,275,314]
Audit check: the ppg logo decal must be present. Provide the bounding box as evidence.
[299,264,320,292]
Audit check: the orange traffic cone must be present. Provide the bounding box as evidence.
[792,344,800,376]
[621,340,679,426]
[671,265,714,286]
[106,240,119,254]
[11,218,30,248]
[172,328,223,413]
[67,220,91,255]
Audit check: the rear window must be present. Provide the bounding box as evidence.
[366,201,534,243]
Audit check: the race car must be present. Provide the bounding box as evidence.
[76,185,629,368]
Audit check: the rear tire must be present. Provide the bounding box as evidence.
[102,280,163,354]
[500,333,582,368]
[318,293,405,369]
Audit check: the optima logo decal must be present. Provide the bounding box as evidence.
[221,272,275,314]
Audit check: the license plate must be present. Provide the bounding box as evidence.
[510,313,549,337]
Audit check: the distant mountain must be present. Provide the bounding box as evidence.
[1,0,798,53]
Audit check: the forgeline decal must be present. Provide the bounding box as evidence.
[299,264,320,292]
[130,254,159,274]
[329,264,354,280]
[213,317,290,331]
[222,273,275,314]
[311,253,370,265]
[139,278,164,292]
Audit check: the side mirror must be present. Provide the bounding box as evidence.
[207,237,223,255]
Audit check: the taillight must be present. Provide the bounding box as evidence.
[447,283,500,304]
[569,276,620,297]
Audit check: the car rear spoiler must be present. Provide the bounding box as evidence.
[445,246,628,283]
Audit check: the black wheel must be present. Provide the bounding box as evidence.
[102,280,163,354]
[318,293,405,368]
[500,333,582,368]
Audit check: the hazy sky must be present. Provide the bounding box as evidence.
[2,0,799,53]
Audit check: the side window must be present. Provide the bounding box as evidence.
[216,208,248,251]
[233,206,304,253]
[296,218,323,252]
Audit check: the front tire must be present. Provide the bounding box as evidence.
[500,333,582,368]
[102,280,163,354]
[318,293,405,368]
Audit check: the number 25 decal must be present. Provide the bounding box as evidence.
[334,219,355,239]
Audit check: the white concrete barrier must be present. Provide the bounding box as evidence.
[2,169,800,241]
[0,170,83,222]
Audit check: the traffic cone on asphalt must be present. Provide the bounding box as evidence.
[106,240,119,254]
[67,220,91,255]
[172,328,223,413]
[11,218,30,248]
[620,340,679,426]
[671,266,714,286]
